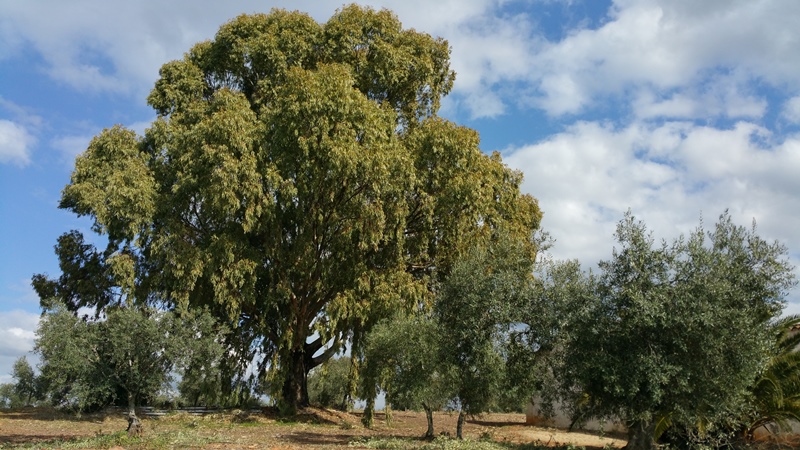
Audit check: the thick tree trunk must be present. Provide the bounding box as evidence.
[126,393,143,437]
[280,332,341,415]
[281,348,309,415]
[456,410,466,439]
[624,420,656,450]
[423,403,435,439]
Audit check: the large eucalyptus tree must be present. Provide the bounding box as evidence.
[35,5,541,412]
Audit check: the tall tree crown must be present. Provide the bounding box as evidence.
[41,5,541,410]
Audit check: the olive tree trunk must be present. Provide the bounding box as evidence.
[423,403,435,438]
[624,420,656,450]
[126,392,143,437]
[456,410,466,439]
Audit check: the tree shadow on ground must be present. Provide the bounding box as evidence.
[468,416,526,428]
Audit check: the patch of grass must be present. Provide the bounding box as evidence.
[0,428,223,450]
[0,431,133,450]
[349,437,418,449]
[349,436,588,450]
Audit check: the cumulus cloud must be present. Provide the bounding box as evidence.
[0,310,40,383]
[1,0,311,95]
[0,0,525,118]
[0,119,35,166]
[51,134,93,165]
[633,77,768,121]
[783,96,800,124]
[504,119,800,283]
[525,0,800,117]
[2,1,799,120]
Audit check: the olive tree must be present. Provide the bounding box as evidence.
[35,303,225,435]
[42,5,541,413]
[360,314,454,438]
[434,232,537,438]
[11,356,38,406]
[35,304,175,433]
[554,212,796,450]
[307,356,353,411]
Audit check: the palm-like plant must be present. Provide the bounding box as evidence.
[745,314,800,438]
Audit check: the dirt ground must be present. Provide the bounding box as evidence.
[0,407,628,449]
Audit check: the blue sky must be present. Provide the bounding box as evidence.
[1,0,800,383]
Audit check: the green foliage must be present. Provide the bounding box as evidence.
[12,356,39,406]
[308,356,353,411]
[553,211,796,449]
[45,4,542,412]
[744,314,800,437]
[0,383,23,408]
[35,303,114,412]
[360,314,454,430]
[34,303,225,414]
[31,231,116,314]
[436,232,536,417]
[494,255,590,415]
[174,308,229,407]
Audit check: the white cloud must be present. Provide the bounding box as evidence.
[782,96,800,124]
[51,134,93,165]
[0,0,524,118]
[2,1,799,120]
[504,120,800,302]
[1,0,312,95]
[526,0,800,116]
[633,79,767,121]
[0,310,40,382]
[0,119,35,166]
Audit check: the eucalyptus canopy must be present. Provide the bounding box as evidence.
[37,5,541,411]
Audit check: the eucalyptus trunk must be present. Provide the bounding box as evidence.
[281,348,310,414]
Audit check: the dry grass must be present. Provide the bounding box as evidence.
[0,407,625,450]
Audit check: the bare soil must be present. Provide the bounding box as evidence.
[0,407,627,449]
